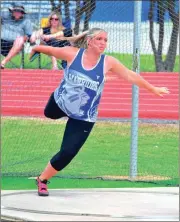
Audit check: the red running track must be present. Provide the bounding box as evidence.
[1,69,179,120]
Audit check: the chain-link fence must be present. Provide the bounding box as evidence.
[1,0,179,186]
[1,0,179,70]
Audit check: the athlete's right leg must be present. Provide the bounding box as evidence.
[44,92,67,119]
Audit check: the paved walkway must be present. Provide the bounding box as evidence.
[1,188,179,221]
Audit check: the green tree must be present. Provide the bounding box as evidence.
[74,0,96,34]
[148,0,179,72]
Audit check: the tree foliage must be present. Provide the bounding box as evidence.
[49,0,96,34]
[148,0,179,72]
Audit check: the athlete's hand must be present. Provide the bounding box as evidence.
[151,87,170,97]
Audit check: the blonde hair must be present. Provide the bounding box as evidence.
[46,11,64,31]
[74,28,107,49]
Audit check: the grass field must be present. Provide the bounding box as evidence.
[2,53,179,72]
[2,117,178,189]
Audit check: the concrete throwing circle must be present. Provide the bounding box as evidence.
[1,188,179,221]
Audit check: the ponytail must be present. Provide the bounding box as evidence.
[73,28,107,49]
[73,34,88,48]
[54,28,107,49]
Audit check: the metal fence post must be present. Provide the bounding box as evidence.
[130,0,142,179]
[38,1,42,69]
[38,1,42,27]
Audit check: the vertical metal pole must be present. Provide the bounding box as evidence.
[178,0,180,129]
[38,1,42,28]
[130,0,142,179]
[38,1,42,69]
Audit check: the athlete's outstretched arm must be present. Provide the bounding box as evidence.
[30,45,78,62]
[108,56,169,97]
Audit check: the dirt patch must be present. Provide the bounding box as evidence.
[101,175,171,181]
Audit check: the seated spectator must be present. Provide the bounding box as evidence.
[30,11,72,70]
[1,4,33,69]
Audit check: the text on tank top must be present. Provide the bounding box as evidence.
[54,48,106,122]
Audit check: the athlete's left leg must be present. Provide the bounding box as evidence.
[37,118,95,196]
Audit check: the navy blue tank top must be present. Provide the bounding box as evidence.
[54,48,106,122]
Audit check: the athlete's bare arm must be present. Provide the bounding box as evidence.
[30,46,79,63]
[106,56,169,97]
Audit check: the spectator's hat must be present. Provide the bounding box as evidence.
[9,4,27,14]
